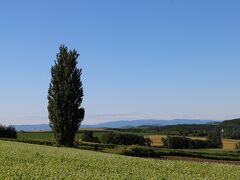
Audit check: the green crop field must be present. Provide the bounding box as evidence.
[17,131,106,141]
[0,140,240,179]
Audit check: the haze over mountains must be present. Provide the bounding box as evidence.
[14,119,219,131]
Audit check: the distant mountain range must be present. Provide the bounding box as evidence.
[14,119,220,131]
[15,124,50,131]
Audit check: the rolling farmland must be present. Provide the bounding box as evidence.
[18,131,240,150]
[0,140,240,179]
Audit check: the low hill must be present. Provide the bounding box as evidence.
[0,140,239,179]
[221,118,240,126]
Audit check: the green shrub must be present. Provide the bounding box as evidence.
[162,136,208,149]
[101,132,149,146]
[78,141,115,150]
[82,131,100,143]
[124,145,162,158]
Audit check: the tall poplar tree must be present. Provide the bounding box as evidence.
[48,45,85,146]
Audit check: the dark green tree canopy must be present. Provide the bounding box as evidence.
[48,45,85,146]
[206,128,223,148]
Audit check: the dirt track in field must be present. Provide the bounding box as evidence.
[160,156,240,166]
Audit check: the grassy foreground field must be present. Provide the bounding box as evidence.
[0,140,240,179]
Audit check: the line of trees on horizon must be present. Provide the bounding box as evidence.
[162,129,223,149]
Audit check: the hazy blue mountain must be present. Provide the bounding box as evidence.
[14,119,219,131]
[82,119,219,128]
[15,124,50,131]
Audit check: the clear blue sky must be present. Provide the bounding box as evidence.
[0,0,240,125]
